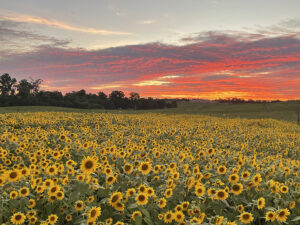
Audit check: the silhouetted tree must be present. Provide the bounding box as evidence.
[16,79,33,97]
[109,90,125,109]
[130,92,140,109]
[0,73,17,96]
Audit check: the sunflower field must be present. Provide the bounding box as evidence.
[0,112,299,225]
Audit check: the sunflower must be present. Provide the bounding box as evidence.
[48,185,60,196]
[88,206,101,222]
[216,216,224,225]
[131,211,142,221]
[114,202,124,212]
[164,211,174,223]
[241,171,250,180]
[237,204,244,213]
[165,188,173,198]
[280,185,288,194]
[65,214,72,222]
[126,188,136,197]
[195,185,205,197]
[43,179,54,189]
[109,192,122,206]
[174,211,185,223]
[136,193,148,205]
[106,176,116,185]
[56,191,64,200]
[28,199,36,208]
[46,166,58,176]
[10,190,18,199]
[181,201,189,210]
[217,165,226,175]
[48,214,58,225]
[29,216,37,224]
[11,212,26,225]
[175,205,183,211]
[105,218,113,225]
[0,176,5,186]
[276,208,290,222]
[147,187,155,196]
[19,187,29,197]
[207,188,216,197]
[231,183,243,195]
[227,222,237,225]
[158,198,167,208]
[80,156,98,174]
[74,200,85,211]
[257,197,265,209]
[104,167,113,176]
[228,174,239,183]
[138,184,147,193]
[265,211,276,222]
[123,163,133,174]
[6,169,21,182]
[215,189,228,200]
[252,173,262,186]
[138,162,152,175]
[289,201,296,209]
[114,222,124,225]
[240,212,253,224]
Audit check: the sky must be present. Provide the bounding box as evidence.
[0,0,300,100]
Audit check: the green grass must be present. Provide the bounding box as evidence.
[0,101,300,123]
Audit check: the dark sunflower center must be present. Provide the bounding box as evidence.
[166,214,171,219]
[243,214,250,219]
[21,189,27,194]
[219,168,224,172]
[85,161,93,169]
[10,172,17,179]
[217,191,225,198]
[233,185,240,191]
[77,203,82,207]
[279,211,285,217]
[197,188,203,193]
[112,195,119,202]
[142,164,148,170]
[91,210,96,217]
[15,215,22,220]
[125,165,131,171]
[138,195,145,201]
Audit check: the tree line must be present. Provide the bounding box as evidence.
[216,98,282,104]
[0,73,177,109]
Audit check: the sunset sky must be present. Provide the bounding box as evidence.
[0,0,300,100]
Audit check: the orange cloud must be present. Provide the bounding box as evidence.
[1,11,132,35]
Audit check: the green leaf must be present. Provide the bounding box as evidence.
[141,208,150,218]
[128,203,138,210]
[144,217,154,225]
[135,216,143,225]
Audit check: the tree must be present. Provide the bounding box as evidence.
[0,73,17,96]
[16,78,43,97]
[129,92,140,109]
[30,78,43,95]
[109,90,125,109]
[98,92,107,100]
[16,79,32,97]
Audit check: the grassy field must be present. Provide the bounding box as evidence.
[0,101,299,123]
